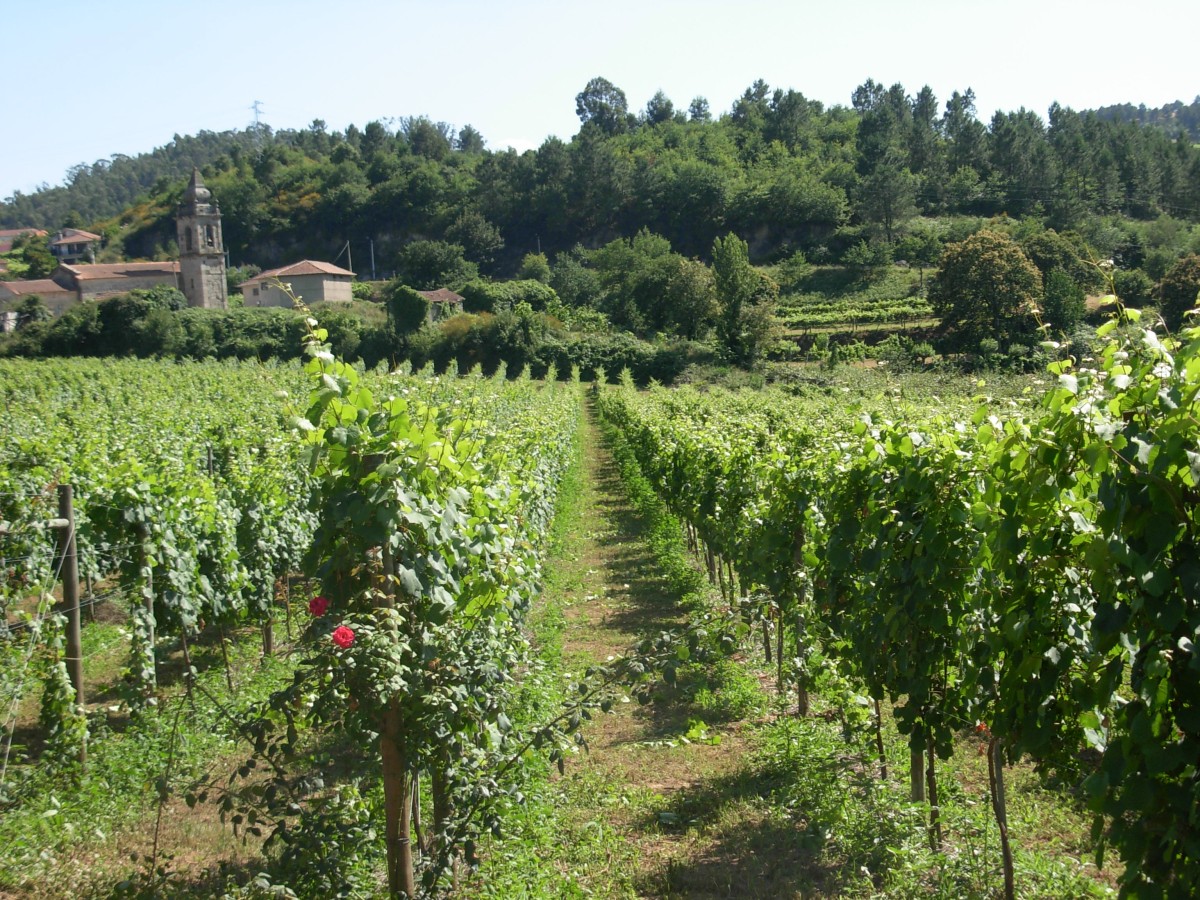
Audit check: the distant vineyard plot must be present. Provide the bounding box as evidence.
[776,265,935,333]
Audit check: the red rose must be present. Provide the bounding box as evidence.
[308,595,329,617]
[332,625,355,649]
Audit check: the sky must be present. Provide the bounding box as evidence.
[2,0,1197,202]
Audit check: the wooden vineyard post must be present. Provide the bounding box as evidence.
[775,607,784,689]
[218,625,236,694]
[56,484,86,767]
[989,736,1015,899]
[379,537,416,897]
[873,698,888,780]
[282,577,293,641]
[761,610,772,664]
[137,524,158,697]
[910,744,925,802]
[926,732,942,850]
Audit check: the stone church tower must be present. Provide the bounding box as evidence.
[177,168,228,309]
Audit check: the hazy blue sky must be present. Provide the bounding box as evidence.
[2,0,1196,202]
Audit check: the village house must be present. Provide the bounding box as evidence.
[418,288,465,322]
[240,260,354,307]
[49,228,102,264]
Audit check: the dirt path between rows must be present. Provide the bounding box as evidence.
[542,405,806,899]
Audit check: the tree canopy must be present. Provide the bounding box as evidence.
[1159,254,1200,330]
[3,77,1196,279]
[929,230,1042,353]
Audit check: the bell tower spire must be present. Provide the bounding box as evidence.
[176,168,228,309]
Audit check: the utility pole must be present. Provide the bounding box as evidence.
[370,238,376,281]
[335,240,353,276]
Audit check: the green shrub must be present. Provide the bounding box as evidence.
[1112,268,1155,307]
[460,279,558,313]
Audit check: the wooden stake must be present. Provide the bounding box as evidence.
[218,624,235,695]
[910,744,925,802]
[138,531,157,694]
[379,541,416,897]
[776,607,785,690]
[56,485,86,767]
[926,732,942,851]
[989,736,1015,900]
[283,577,293,641]
[874,698,888,780]
[411,768,423,856]
[179,628,194,696]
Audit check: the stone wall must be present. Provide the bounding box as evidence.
[78,273,179,301]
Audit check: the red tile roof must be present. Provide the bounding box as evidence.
[241,260,355,285]
[50,229,101,246]
[60,261,180,281]
[0,279,75,299]
[417,288,465,304]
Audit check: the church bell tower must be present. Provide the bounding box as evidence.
[177,168,228,309]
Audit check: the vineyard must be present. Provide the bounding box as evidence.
[776,265,934,334]
[1,303,1198,898]
[595,309,1200,898]
[0,337,585,896]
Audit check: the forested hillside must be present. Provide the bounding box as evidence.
[1092,96,1200,141]
[0,128,265,230]
[4,77,1199,278]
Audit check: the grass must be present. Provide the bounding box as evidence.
[462,395,656,898]
[777,265,932,327]
[0,608,299,897]
[783,264,925,300]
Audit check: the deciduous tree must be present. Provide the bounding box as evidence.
[929,229,1042,353]
[6,232,57,279]
[383,281,430,334]
[456,124,485,154]
[1159,253,1200,330]
[713,233,776,365]
[394,240,477,291]
[1042,269,1086,334]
